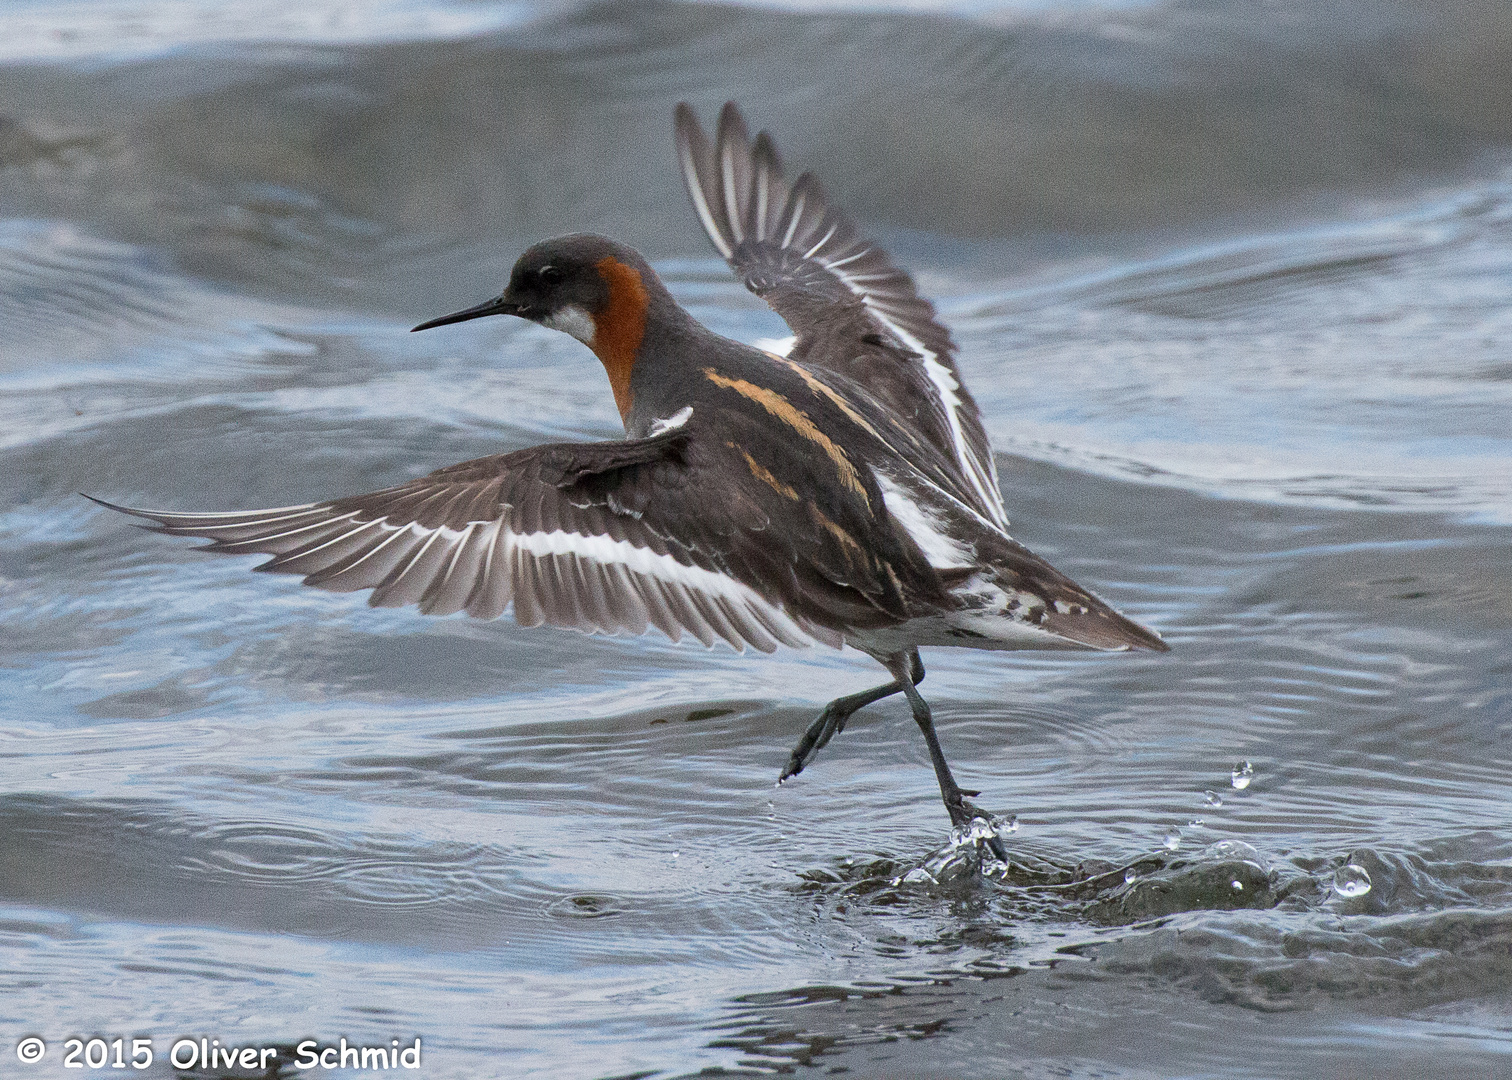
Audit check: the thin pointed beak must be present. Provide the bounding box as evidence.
[411,295,524,332]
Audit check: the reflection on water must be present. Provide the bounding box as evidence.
[2,0,1511,1077]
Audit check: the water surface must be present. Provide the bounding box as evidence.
[2,1,1510,1077]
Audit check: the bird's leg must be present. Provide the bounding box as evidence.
[780,651,925,782]
[883,652,1010,865]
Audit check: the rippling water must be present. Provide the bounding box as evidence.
[2,1,1510,1077]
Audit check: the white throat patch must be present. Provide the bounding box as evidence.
[542,304,596,345]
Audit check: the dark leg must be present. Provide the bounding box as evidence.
[780,650,924,782]
[882,652,1010,864]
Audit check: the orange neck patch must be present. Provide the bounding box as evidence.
[591,256,649,422]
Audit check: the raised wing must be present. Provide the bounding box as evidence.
[91,422,945,653]
[674,101,1009,531]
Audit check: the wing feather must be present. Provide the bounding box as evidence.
[85,431,844,654]
[674,102,1009,530]
[466,520,513,620]
[419,522,484,617]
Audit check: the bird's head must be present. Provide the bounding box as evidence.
[412,234,652,346]
[411,234,659,423]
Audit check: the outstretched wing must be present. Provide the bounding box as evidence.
[92,414,962,652]
[674,101,1008,531]
[91,429,875,653]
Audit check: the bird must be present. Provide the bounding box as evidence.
[92,103,1168,864]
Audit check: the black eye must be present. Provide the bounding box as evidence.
[538,265,563,285]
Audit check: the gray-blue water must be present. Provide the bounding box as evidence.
[2,1,1510,1076]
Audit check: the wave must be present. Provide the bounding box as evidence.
[1,0,1508,288]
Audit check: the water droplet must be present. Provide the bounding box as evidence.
[970,817,998,841]
[671,852,679,859]
[1231,761,1254,790]
[1204,790,1223,808]
[1188,818,1205,828]
[1202,839,1264,866]
[1231,879,1243,892]
[1162,828,1182,851]
[949,815,1010,848]
[1124,867,1140,884]
[1332,863,1372,898]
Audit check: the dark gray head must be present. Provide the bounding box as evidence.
[411,234,659,343]
[412,234,673,422]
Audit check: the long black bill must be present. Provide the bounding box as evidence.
[411,296,522,332]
